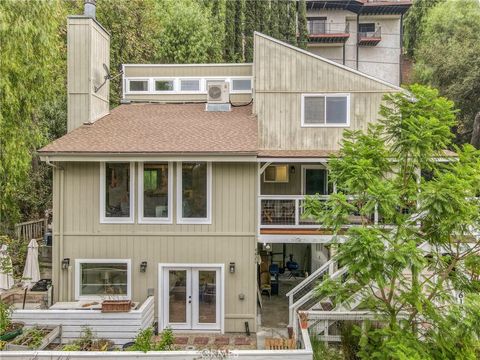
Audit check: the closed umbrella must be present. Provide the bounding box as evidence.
[23,239,40,288]
[0,244,14,290]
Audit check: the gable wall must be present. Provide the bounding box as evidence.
[253,33,400,150]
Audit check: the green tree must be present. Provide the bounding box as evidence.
[414,0,480,145]
[156,0,219,64]
[233,0,244,62]
[304,85,480,358]
[0,0,65,231]
[96,0,163,106]
[204,0,225,63]
[287,0,297,46]
[224,0,236,61]
[297,0,308,49]
[244,0,256,62]
[403,0,444,57]
[256,0,270,35]
[269,0,280,39]
[277,0,289,42]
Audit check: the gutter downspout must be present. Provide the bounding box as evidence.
[45,158,65,301]
[356,12,360,70]
[399,13,404,86]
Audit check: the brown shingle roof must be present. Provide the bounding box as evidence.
[39,103,257,155]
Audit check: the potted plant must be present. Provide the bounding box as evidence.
[299,311,309,329]
[0,302,23,341]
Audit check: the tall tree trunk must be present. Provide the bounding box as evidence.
[470,111,480,149]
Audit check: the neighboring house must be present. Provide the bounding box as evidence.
[305,0,411,86]
[38,2,405,334]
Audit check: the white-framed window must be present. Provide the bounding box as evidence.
[100,162,135,224]
[75,259,131,300]
[301,93,350,127]
[138,162,173,224]
[154,78,175,92]
[231,78,252,93]
[179,79,201,92]
[177,162,212,224]
[127,78,150,93]
[263,164,289,183]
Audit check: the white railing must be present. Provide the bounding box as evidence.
[258,195,379,229]
[15,218,48,241]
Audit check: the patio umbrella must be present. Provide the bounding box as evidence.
[23,239,40,288]
[0,244,14,290]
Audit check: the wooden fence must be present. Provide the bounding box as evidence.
[14,217,48,241]
[11,296,155,345]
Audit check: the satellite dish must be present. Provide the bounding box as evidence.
[94,63,123,93]
[103,63,111,79]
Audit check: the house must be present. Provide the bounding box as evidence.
[38,0,407,335]
[305,0,411,86]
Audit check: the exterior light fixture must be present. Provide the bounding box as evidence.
[229,262,236,273]
[62,258,70,270]
[290,166,295,174]
[140,261,148,273]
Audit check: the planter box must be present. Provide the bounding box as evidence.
[101,300,132,313]
[6,325,61,351]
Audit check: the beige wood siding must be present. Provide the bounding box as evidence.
[67,17,110,132]
[124,64,252,78]
[253,33,400,150]
[52,162,257,332]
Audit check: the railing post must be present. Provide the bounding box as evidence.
[374,203,379,225]
[289,294,293,326]
[295,198,300,226]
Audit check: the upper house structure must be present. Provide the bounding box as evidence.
[38,0,408,336]
[305,0,412,86]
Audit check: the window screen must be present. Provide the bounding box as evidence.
[232,79,251,91]
[326,97,348,124]
[155,80,174,91]
[303,95,348,125]
[304,97,325,124]
[180,79,200,91]
[129,80,148,92]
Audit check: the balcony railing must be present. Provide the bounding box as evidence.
[307,22,350,43]
[358,26,382,46]
[259,195,377,229]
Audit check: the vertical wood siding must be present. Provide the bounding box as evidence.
[52,162,257,332]
[253,33,400,150]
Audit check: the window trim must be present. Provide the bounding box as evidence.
[301,93,350,128]
[138,162,173,224]
[153,78,176,93]
[75,259,132,301]
[263,164,290,183]
[176,162,212,225]
[126,78,150,94]
[123,76,253,95]
[100,162,135,224]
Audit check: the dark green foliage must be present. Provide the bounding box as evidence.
[297,0,308,49]
[304,85,480,359]
[414,0,480,144]
[233,0,244,62]
[244,0,256,62]
[403,0,444,57]
[269,0,280,39]
[127,327,174,352]
[224,0,236,61]
[287,0,297,46]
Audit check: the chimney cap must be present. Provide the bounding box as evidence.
[84,0,96,19]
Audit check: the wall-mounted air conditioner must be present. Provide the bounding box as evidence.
[207,81,229,103]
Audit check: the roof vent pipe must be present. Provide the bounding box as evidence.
[84,0,96,19]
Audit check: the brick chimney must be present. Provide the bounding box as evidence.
[67,0,110,132]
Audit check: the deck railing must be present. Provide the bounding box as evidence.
[307,21,350,35]
[358,26,382,40]
[15,218,48,241]
[259,195,378,229]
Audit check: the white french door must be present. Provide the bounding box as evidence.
[160,265,223,331]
